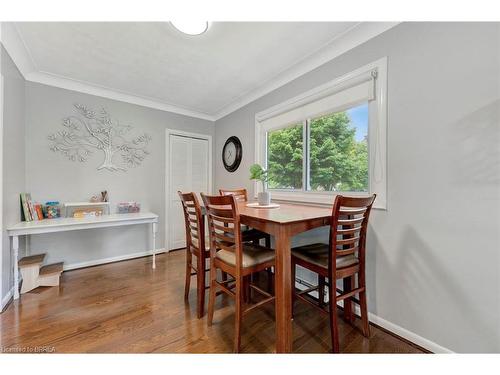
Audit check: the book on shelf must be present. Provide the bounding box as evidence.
[20,193,32,221]
[27,193,37,221]
[20,193,44,221]
[35,204,44,220]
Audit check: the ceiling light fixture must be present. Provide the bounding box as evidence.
[170,21,210,36]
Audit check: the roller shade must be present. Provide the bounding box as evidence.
[259,70,376,132]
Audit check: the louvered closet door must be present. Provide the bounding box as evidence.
[169,135,209,250]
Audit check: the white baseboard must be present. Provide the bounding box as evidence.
[63,248,167,271]
[1,287,14,312]
[295,277,453,353]
[364,307,453,353]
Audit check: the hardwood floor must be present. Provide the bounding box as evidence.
[0,251,426,353]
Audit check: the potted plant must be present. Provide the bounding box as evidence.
[249,163,271,205]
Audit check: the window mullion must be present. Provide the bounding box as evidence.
[302,119,310,192]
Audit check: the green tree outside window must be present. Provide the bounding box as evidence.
[266,104,368,192]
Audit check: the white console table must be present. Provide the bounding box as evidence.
[7,212,159,300]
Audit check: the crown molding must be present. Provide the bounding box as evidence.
[0,22,37,76]
[212,22,399,121]
[1,23,216,122]
[24,70,216,121]
[2,22,399,123]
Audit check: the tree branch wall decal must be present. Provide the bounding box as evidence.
[48,103,152,171]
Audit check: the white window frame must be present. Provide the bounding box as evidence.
[254,57,387,210]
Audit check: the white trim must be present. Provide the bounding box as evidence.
[296,279,453,353]
[0,27,4,311]
[25,71,216,122]
[0,23,36,78]
[214,22,398,120]
[63,248,167,272]
[255,57,388,210]
[2,21,398,122]
[345,301,453,353]
[1,287,14,312]
[1,24,215,121]
[165,129,213,251]
[366,309,453,354]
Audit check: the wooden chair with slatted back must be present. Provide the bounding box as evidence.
[291,194,376,353]
[178,191,210,319]
[201,193,276,353]
[219,188,271,245]
[219,188,248,201]
[219,188,273,294]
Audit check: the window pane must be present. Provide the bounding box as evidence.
[267,123,303,189]
[309,103,368,192]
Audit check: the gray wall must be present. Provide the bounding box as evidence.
[24,83,214,268]
[1,45,26,302]
[214,23,500,352]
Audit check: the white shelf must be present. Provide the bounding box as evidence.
[7,212,158,236]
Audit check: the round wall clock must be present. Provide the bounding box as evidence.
[222,136,242,172]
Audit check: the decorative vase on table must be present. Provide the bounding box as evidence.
[258,190,271,206]
[249,163,271,206]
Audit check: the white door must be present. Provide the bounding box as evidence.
[168,134,210,250]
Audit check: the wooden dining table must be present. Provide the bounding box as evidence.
[236,201,332,353]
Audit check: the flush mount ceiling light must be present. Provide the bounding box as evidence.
[170,21,210,35]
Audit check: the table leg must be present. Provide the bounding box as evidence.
[152,222,157,269]
[13,235,19,300]
[274,225,293,353]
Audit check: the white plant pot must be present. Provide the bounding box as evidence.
[258,191,271,206]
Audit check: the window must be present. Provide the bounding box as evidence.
[267,123,303,190]
[309,104,368,192]
[255,58,387,209]
[266,105,368,193]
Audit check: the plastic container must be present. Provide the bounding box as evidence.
[117,202,141,214]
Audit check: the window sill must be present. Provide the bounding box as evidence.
[254,190,386,210]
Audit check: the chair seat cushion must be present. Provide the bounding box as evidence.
[291,243,358,269]
[216,244,275,268]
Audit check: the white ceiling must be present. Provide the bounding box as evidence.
[7,22,397,120]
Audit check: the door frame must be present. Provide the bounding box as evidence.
[165,128,212,252]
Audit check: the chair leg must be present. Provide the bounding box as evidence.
[184,250,192,301]
[234,276,243,353]
[196,253,206,319]
[359,272,370,338]
[318,276,325,307]
[249,274,253,303]
[343,276,355,323]
[267,268,273,293]
[264,234,271,248]
[328,277,340,353]
[242,275,250,303]
[207,262,217,327]
[291,262,296,318]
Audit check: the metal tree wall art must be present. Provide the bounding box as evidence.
[49,103,152,171]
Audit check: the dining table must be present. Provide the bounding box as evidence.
[236,201,332,353]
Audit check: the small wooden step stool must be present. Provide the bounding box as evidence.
[19,253,64,293]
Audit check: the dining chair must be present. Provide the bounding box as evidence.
[291,194,376,353]
[178,191,210,319]
[201,193,276,353]
[220,188,274,295]
[219,188,271,247]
